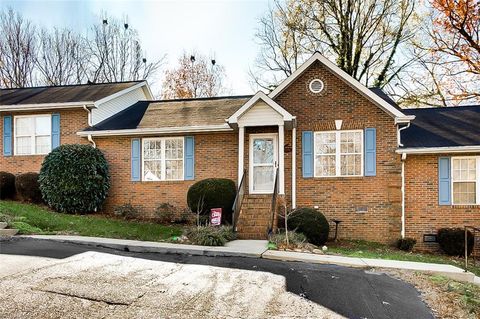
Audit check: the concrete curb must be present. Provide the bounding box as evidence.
[19,235,268,258]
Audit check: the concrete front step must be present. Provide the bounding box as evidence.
[0,229,18,237]
[0,222,7,229]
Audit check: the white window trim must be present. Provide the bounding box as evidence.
[314,130,364,178]
[141,137,185,182]
[13,114,52,156]
[451,156,480,205]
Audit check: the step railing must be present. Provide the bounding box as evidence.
[232,169,246,232]
[267,167,279,236]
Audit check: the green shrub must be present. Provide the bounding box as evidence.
[0,171,15,199]
[396,237,417,252]
[184,226,235,246]
[173,210,195,225]
[438,228,474,257]
[10,221,43,234]
[113,204,140,220]
[15,172,43,203]
[155,203,176,224]
[39,144,110,213]
[287,208,330,246]
[270,230,307,247]
[187,178,236,224]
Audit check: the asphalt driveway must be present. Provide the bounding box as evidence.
[0,237,434,319]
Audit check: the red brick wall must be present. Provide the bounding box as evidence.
[94,132,238,216]
[275,60,402,244]
[405,154,480,251]
[0,109,88,174]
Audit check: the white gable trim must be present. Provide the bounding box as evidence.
[94,81,151,107]
[227,91,294,127]
[268,52,413,122]
[397,146,480,154]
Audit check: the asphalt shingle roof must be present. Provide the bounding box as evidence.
[0,81,142,106]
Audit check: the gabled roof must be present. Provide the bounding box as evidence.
[399,105,480,152]
[79,95,252,136]
[227,91,295,127]
[0,81,147,111]
[268,52,413,123]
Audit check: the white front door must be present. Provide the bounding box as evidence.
[249,134,278,194]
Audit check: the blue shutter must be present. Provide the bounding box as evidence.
[3,116,12,156]
[131,138,141,181]
[364,128,376,176]
[184,136,195,180]
[51,113,60,149]
[302,131,313,178]
[438,157,451,205]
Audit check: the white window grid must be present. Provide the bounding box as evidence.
[142,137,184,181]
[314,130,364,177]
[14,115,51,155]
[451,157,480,205]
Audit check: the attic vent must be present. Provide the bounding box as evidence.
[309,79,324,94]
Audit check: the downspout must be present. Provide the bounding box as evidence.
[397,122,410,147]
[83,105,96,148]
[401,152,406,238]
[292,127,296,209]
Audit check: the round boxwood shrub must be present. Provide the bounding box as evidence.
[0,171,15,199]
[15,172,42,203]
[187,178,236,224]
[39,144,110,213]
[287,208,330,246]
[438,227,474,257]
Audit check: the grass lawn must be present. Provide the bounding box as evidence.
[0,200,183,242]
[326,239,480,276]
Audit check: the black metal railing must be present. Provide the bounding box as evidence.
[464,226,480,272]
[267,167,279,236]
[232,169,246,232]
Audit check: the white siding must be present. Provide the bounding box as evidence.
[237,101,283,127]
[91,87,147,125]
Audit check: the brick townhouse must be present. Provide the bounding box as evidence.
[1,52,480,250]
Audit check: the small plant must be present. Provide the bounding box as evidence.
[173,209,195,225]
[287,207,330,246]
[154,203,176,224]
[15,172,43,203]
[438,228,474,257]
[184,226,235,246]
[113,204,140,220]
[270,230,307,248]
[0,171,15,200]
[396,237,417,252]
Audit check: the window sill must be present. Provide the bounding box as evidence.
[450,204,480,209]
[308,176,365,180]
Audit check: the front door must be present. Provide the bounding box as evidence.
[249,134,278,194]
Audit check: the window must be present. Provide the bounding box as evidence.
[14,115,51,155]
[314,130,363,177]
[142,137,184,181]
[452,157,479,205]
[309,79,324,93]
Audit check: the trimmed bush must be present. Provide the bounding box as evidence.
[155,203,176,224]
[287,208,330,246]
[15,172,42,203]
[187,178,236,224]
[396,237,417,252]
[39,144,110,213]
[0,171,15,199]
[438,228,474,257]
[270,230,307,247]
[184,226,235,246]
[114,204,140,220]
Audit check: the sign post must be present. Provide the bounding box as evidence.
[210,208,222,226]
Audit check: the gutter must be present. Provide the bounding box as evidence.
[77,124,234,137]
[0,102,95,112]
[396,145,480,154]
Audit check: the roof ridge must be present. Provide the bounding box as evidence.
[0,80,144,91]
[149,95,253,103]
[404,105,480,111]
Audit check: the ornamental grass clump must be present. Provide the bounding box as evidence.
[39,144,110,214]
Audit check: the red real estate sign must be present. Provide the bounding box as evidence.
[210,208,222,226]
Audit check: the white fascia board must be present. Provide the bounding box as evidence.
[0,102,95,112]
[77,124,233,137]
[227,91,294,124]
[397,146,480,154]
[94,81,148,107]
[268,52,408,120]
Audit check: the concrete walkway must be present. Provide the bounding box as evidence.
[19,235,476,284]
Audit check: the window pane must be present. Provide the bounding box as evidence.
[253,166,274,191]
[315,132,336,154]
[16,118,32,136]
[35,116,51,135]
[166,160,183,180]
[16,136,32,155]
[340,154,362,176]
[253,138,274,164]
[315,155,336,177]
[166,139,183,160]
[35,136,51,154]
[452,158,476,181]
[144,160,162,181]
[144,140,162,160]
[453,182,476,204]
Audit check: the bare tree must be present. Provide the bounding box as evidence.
[88,15,163,83]
[251,0,416,90]
[0,9,37,88]
[36,28,89,85]
[162,51,226,99]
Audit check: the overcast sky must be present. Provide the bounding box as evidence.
[2,0,272,96]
